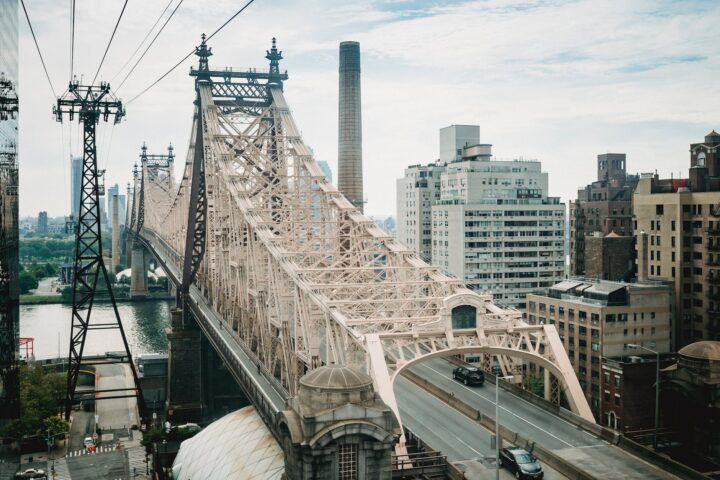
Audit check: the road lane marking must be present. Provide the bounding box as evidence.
[420,363,575,448]
[454,435,486,458]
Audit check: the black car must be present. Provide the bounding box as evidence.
[452,366,484,386]
[499,447,544,479]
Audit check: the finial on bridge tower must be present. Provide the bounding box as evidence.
[140,142,148,161]
[195,34,212,75]
[168,143,174,161]
[266,37,283,86]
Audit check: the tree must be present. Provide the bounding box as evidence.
[43,416,69,437]
[115,264,125,274]
[19,271,39,294]
[523,373,544,397]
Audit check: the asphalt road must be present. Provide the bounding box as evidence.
[406,358,680,479]
[96,364,138,432]
[396,376,568,479]
[66,451,126,480]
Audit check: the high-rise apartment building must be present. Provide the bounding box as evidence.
[433,145,564,308]
[317,160,333,184]
[396,162,445,262]
[633,130,720,347]
[37,211,48,234]
[570,154,638,277]
[70,156,82,218]
[527,279,672,418]
[397,125,564,307]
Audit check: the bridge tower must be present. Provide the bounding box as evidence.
[54,80,145,421]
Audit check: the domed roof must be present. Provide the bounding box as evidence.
[678,341,720,361]
[300,365,372,391]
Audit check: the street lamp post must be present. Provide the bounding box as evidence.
[628,343,660,450]
[495,374,514,480]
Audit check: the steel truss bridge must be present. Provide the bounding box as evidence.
[126,37,593,448]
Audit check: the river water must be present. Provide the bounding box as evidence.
[20,300,173,360]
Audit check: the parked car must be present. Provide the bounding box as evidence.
[452,366,484,386]
[83,436,94,448]
[499,447,544,479]
[15,468,46,479]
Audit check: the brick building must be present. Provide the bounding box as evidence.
[585,232,635,281]
[570,153,639,277]
[526,278,672,419]
[600,354,675,432]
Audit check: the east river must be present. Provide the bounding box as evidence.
[20,300,173,360]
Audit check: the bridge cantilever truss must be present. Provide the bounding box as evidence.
[131,37,593,444]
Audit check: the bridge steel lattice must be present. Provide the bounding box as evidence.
[131,37,594,445]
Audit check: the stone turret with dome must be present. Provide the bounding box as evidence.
[278,365,400,480]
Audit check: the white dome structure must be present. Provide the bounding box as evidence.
[172,406,284,480]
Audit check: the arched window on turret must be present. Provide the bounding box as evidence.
[452,305,477,329]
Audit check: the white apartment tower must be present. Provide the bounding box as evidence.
[397,162,446,261]
[398,125,565,308]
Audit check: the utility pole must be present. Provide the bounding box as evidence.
[54,79,145,423]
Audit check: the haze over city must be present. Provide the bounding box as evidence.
[18,0,720,217]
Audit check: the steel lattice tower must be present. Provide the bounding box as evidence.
[54,80,145,422]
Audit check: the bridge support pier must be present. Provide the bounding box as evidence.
[129,244,149,298]
[166,308,205,423]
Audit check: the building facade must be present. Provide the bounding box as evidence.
[527,279,672,419]
[70,156,82,218]
[570,153,638,277]
[396,162,445,262]
[600,354,675,433]
[633,130,720,347]
[36,211,47,234]
[433,145,564,308]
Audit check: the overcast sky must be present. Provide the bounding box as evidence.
[18,0,720,217]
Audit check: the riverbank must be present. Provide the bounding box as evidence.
[20,292,174,305]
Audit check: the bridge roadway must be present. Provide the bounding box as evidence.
[139,233,676,479]
[403,358,679,479]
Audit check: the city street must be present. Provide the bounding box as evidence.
[95,364,138,432]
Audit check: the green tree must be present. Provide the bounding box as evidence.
[1,365,66,439]
[19,271,39,294]
[523,373,544,397]
[115,264,125,274]
[43,416,70,437]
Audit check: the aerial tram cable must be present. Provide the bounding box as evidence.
[70,0,76,81]
[126,0,257,105]
[20,0,57,97]
[109,0,175,84]
[115,0,186,93]
[91,0,130,86]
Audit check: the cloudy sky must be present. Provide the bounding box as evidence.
[17,0,720,217]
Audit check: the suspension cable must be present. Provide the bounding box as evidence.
[91,0,130,86]
[126,0,257,105]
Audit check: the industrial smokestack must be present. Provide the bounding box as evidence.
[338,41,363,212]
[111,195,120,272]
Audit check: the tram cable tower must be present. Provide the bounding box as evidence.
[54,79,145,422]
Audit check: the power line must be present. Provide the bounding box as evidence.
[126,0,257,105]
[91,0,130,86]
[110,0,174,85]
[20,0,57,97]
[116,0,186,93]
[70,0,76,81]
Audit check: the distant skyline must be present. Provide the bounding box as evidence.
[18,0,720,216]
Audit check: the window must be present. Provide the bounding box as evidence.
[338,444,358,480]
[656,204,664,215]
[614,376,621,388]
[614,395,621,406]
[604,391,610,402]
[591,342,600,351]
[604,372,610,385]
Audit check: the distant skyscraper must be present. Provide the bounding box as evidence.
[317,160,333,184]
[338,41,363,212]
[106,184,127,228]
[37,211,48,234]
[70,156,82,217]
